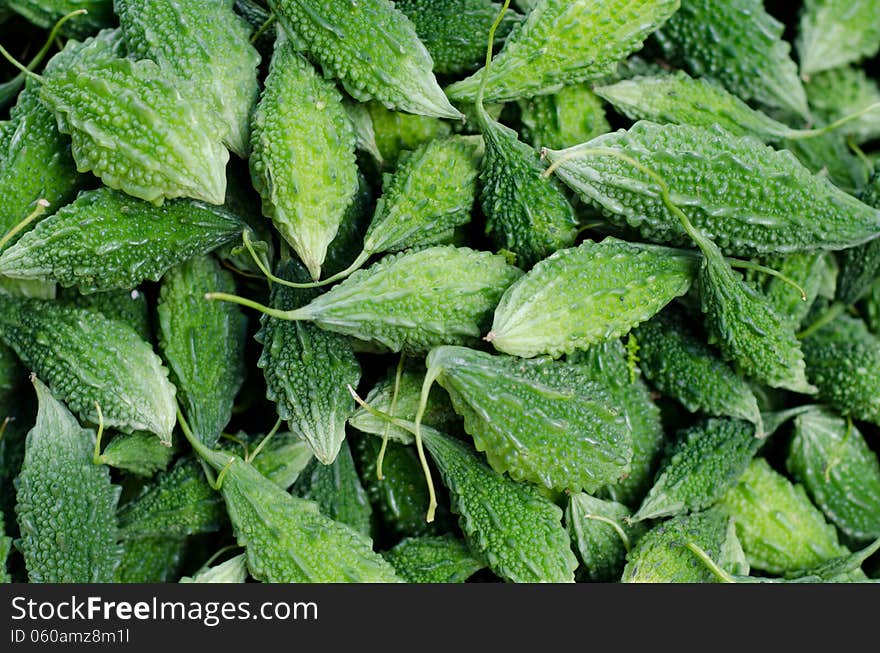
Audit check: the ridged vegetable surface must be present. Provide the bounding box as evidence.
[0,188,245,293]
[633,418,759,522]
[274,246,523,355]
[255,261,361,465]
[0,296,177,443]
[621,510,746,583]
[653,0,809,120]
[718,458,849,574]
[249,34,359,280]
[446,0,681,103]
[0,83,83,242]
[488,237,697,358]
[118,458,225,540]
[157,256,247,448]
[786,408,880,542]
[802,315,880,426]
[421,426,578,583]
[477,98,578,270]
[423,345,632,492]
[14,377,122,582]
[543,122,880,257]
[634,309,762,426]
[115,0,261,157]
[383,534,484,583]
[39,38,229,205]
[199,446,402,583]
[571,340,665,508]
[266,0,462,120]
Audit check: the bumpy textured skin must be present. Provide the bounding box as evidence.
[0,188,244,294]
[478,106,577,269]
[0,84,83,243]
[115,0,261,157]
[787,409,880,542]
[489,238,696,358]
[99,432,174,477]
[249,36,359,280]
[802,315,880,426]
[292,440,373,537]
[718,458,848,574]
[621,510,741,583]
[157,256,247,448]
[0,297,177,443]
[427,345,632,493]
[207,451,402,583]
[797,0,880,76]
[267,0,461,119]
[633,418,759,522]
[395,0,521,75]
[572,340,665,508]
[40,46,228,205]
[349,366,459,444]
[517,82,610,151]
[118,458,226,540]
[806,66,880,144]
[565,493,646,582]
[14,378,121,582]
[653,0,809,120]
[446,0,680,103]
[59,287,152,341]
[635,309,761,425]
[114,537,183,583]
[421,426,577,583]
[8,0,114,38]
[366,101,452,168]
[383,534,484,583]
[545,122,880,257]
[356,436,450,538]
[699,242,814,394]
[250,431,314,491]
[292,246,523,355]
[593,72,793,142]
[256,261,361,465]
[364,135,482,256]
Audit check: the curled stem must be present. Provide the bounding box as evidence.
[204,291,303,321]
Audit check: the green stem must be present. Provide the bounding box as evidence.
[247,417,283,463]
[348,382,439,522]
[244,226,370,289]
[726,259,807,301]
[204,291,304,321]
[581,514,631,552]
[91,401,104,465]
[796,301,846,339]
[787,102,880,140]
[474,0,511,125]
[377,353,406,481]
[686,542,736,583]
[0,199,49,251]
[251,14,276,44]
